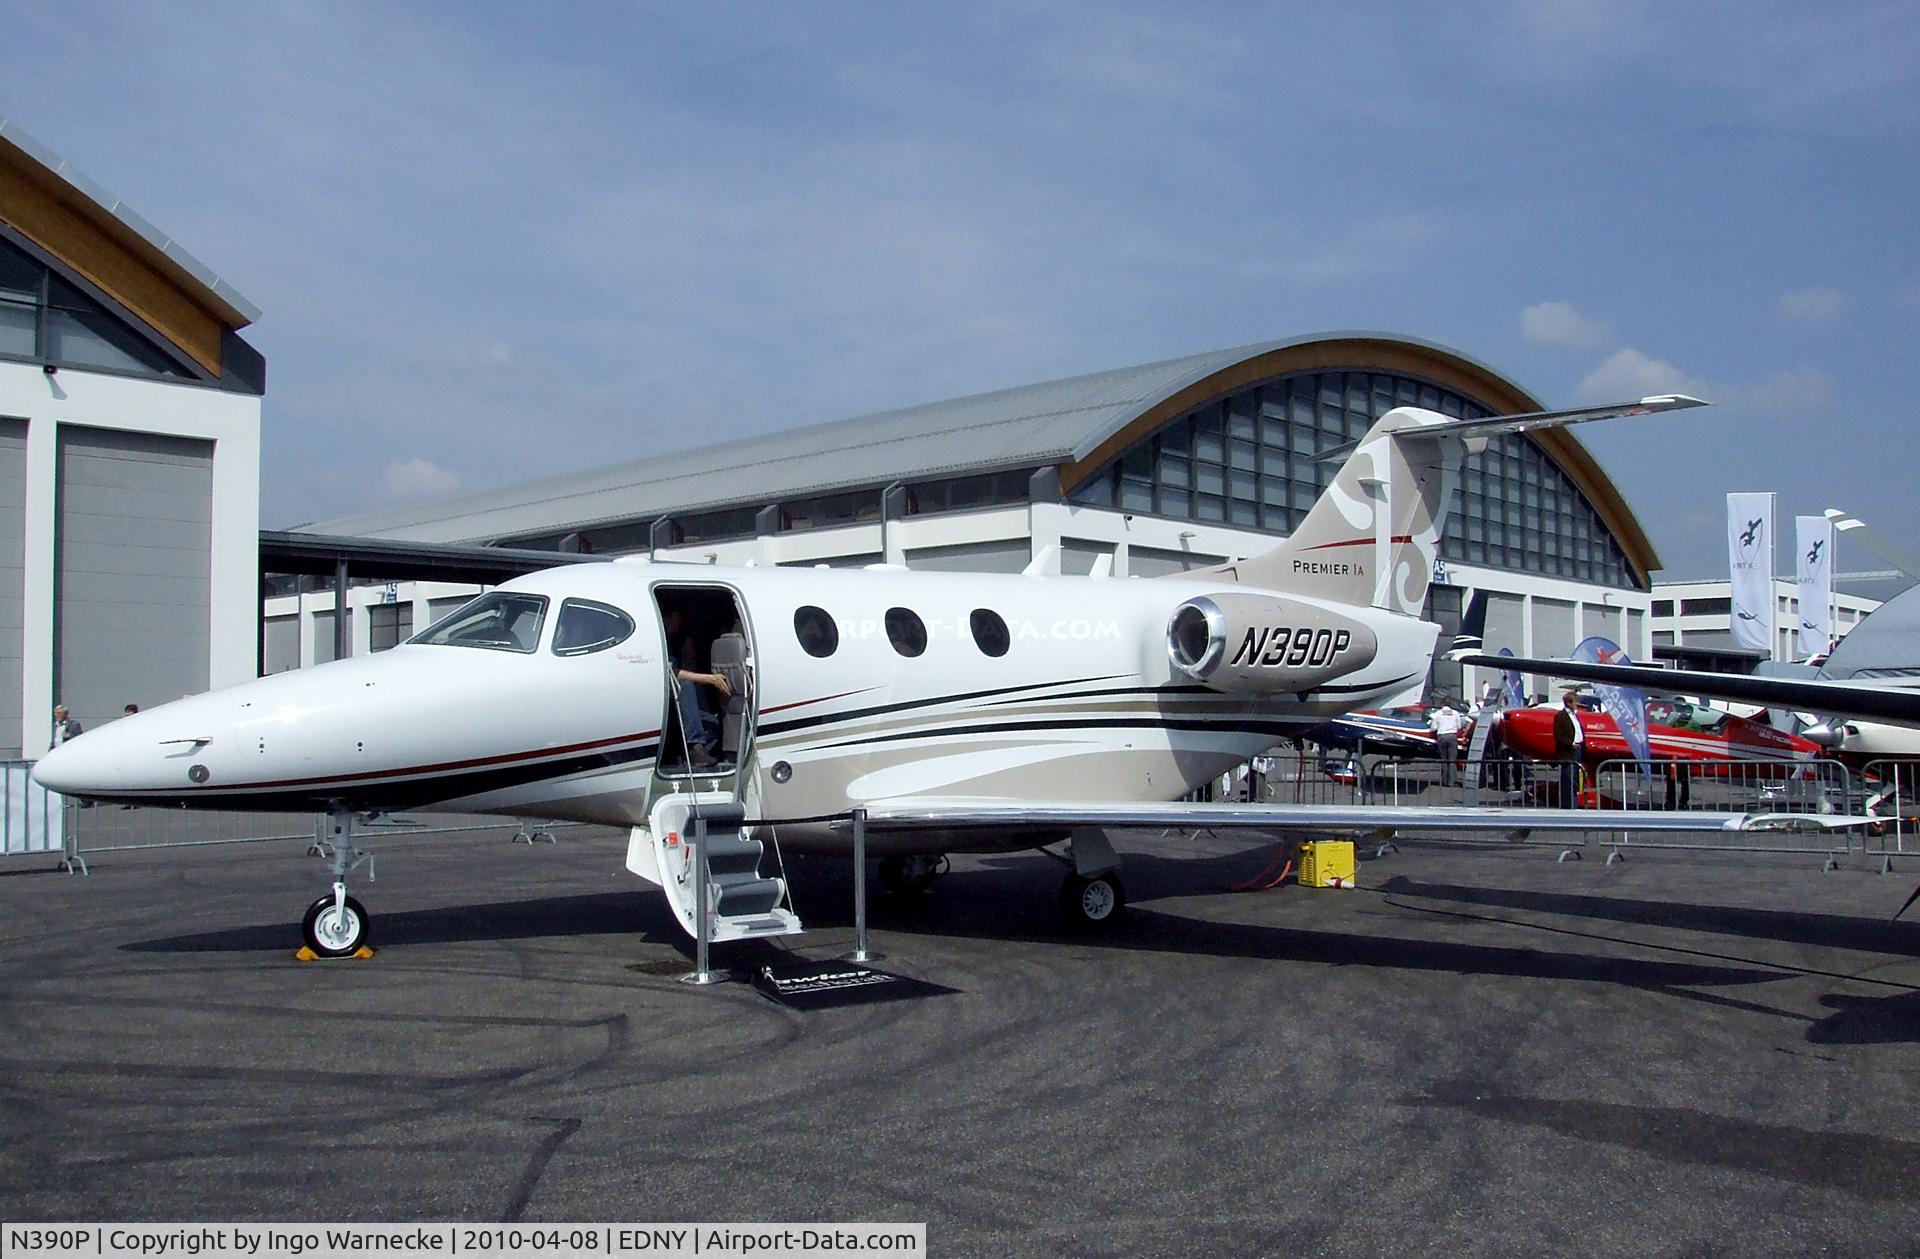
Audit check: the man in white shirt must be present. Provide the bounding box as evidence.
[1429,699,1465,787]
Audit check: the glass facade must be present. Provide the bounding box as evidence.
[1068,369,1639,589]
[0,233,194,379]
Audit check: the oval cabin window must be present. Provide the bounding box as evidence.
[970,608,1010,657]
[794,606,839,658]
[885,608,927,658]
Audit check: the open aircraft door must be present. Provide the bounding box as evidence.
[627,584,798,940]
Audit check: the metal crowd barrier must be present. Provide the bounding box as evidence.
[1584,757,1860,862]
[1858,760,1920,869]
[0,760,69,866]
[1314,753,1870,864]
[1356,753,1555,807]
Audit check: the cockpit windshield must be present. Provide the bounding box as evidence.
[408,592,550,653]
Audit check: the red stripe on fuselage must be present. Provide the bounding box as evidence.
[1303,536,1413,551]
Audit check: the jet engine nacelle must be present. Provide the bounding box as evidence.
[1167,593,1380,693]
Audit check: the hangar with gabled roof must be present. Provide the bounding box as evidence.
[0,119,265,757]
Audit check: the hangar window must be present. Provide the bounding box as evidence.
[970,609,1010,657]
[410,592,549,653]
[0,233,195,380]
[552,599,636,656]
[794,606,839,658]
[885,608,927,658]
[368,603,414,652]
[908,471,1030,515]
[1067,367,1643,590]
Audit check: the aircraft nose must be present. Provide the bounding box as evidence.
[32,722,128,798]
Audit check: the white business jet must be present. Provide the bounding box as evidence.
[38,392,1756,957]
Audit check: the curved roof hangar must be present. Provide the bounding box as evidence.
[310,332,1660,584]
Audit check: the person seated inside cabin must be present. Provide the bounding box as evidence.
[662,608,732,767]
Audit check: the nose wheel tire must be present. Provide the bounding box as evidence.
[1059,871,1125,930]
[302,893,370,957]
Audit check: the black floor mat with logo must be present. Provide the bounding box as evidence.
[751,958,957,1010]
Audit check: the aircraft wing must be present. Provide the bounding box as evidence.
[1455,651,1920,730]
[849,799,1872,834]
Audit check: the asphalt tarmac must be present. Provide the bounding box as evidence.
[4,824,1920,1256]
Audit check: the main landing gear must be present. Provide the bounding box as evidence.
[878,854,947,897]
[1058,829,1126,931]
[302,810,376,958]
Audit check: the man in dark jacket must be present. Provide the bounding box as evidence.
[1552,690,1584,807]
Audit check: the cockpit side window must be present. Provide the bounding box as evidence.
[552,599,636,657]
[408,592,550,653]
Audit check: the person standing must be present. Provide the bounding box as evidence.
[51,703,84,747]
[1552,690,1585,808]
[1429,699,1465,787]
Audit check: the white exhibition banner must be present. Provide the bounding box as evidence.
[1727,492,1775,656]
[1796,514,1834,658]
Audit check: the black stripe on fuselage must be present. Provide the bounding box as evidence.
[757,674,1132,738]
[78,740,662,814]
[812,715,1310,752]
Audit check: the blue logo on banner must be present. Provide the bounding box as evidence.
[1573,635,1651,773]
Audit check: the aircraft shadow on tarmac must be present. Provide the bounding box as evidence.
[816,851,1791,992]
[1403,1088,1920,1200]
[121,891,688,955]
[1806,990,1920,1045]
[120,848,1891,1003]
[1372,874,1920,958]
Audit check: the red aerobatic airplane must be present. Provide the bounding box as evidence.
[1497,697,1823,773]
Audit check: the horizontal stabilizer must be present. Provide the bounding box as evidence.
[1315,394,1707,462]
[1826,509,1920,583]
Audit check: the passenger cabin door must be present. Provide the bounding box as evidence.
[648,584,757,805]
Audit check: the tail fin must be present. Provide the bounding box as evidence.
[1198,395,1706,614]
[1451,589,1488,656]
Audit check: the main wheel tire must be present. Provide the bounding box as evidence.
[302,893,370,957]
[879,854,944,897]
[1059,871,1126,930]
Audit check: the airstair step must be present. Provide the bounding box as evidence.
[715,876,785,918]
[704,836,766,877]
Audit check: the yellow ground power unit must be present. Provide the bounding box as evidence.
[1297,841,1357,888]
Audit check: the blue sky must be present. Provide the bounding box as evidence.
[5,1,1916,580]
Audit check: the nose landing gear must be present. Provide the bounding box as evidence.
[301,810,376,958]
[303,887,370,957]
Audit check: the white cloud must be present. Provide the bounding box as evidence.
[1776,286,1853,324]
[1575,348,1829,418]
[1737,367,1833,415]
[383,458,462,500]
[1519,301,1614,350]
[1574,347,1705,401]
